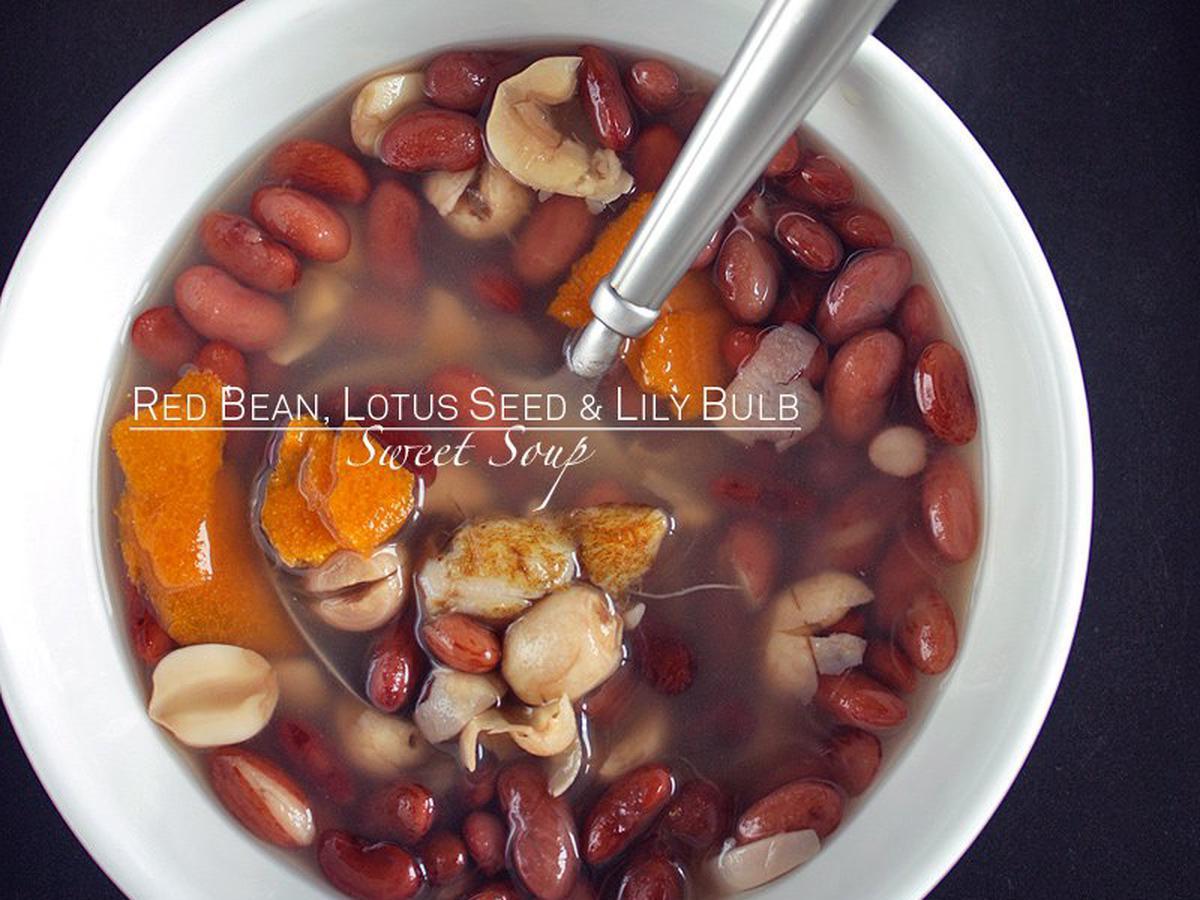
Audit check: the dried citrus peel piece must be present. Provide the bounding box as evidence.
[260,418,416,566]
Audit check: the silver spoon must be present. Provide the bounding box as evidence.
[567,0,897,378]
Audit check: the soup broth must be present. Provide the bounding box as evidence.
[105,43,981,900]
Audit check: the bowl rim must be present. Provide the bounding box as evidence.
[0,1,1092,898]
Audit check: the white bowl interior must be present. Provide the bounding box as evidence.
[0,1,1091,898]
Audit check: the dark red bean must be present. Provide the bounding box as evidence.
[378,109,483,173]
[816,247,913,344]
[894,284,941,361]
[864,638,919,693]
[463,810,506,876]
[365,180,423,294]
[317,830,423,900]
[199,212,301,293]
[173,265,289,352]
[578,45,637,151]
[364,781,436,846]
[825,727,882,796]
[735,778,844,843]
[631,123,682,192]
[899,589,959,674]
[421,831,468,886]
[774,209,844,273]
[513,196,596,287]
[824,328,905,443]
[714,228,780,323]
[721,325,761,370]
[691,223,726,271]
[626,59,683,113]
[921,451,979,563]
[365,615,425,713]
[826,205,895,249]
[769,272,827,326]
[815,671,908,731]
[194,341,248,392]
[660,779,727,852]
[275,718,357,806]
[425,51,495,112]
[784,153,855,208]
[470,265,524,314]
[130,306,202,371]
[617,855,684,900]
[583,764,675,865]
[764,133,802,178]
[914,340,978,445]
[266,139,371,205]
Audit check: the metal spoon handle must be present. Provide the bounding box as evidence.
[567,0,896,377]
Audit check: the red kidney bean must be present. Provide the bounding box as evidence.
[714,228,780,323]
[463,810,506,876]
[470,265,524,314]
[660,779,727,853]
[366,615,425,713]
[784,153,855,208]
[816,247,913,344]
[669,91,709,134]
[267,139,371,205]
[900,589,959,674]
[584,764,675,865]
[921,451,979,563]
[720,517,779,602]
[820,475,911,570]
[578,45,637,151]
[872,523,944,629]
[764,133,802,178]
[422,831,468,885]
[130,305,202,371]
[863,638,918,693]
[199,212,301,294]
[421,613,501,673]
[711,471,818,519]
[366,180,423,293]
[824,328,905,443]
[691,223,726,271]
[815,671,908,731]
[825,608,867,638]
[513,195,596,287]
[425,51,495,112]
[626,59,683,113]
[826,205,894,249]
[631,123,682,192]
[618,855,684,900]
[125,586,175,665]
[769,272,826,327]
[174,265,288,352]
[720,325,760,371]
[365,781,436,846]
[318,830,424,900]
[250,186,350,262]
[774,208,844,273]
[276,718,357,806]
[581,663,637,727]
[914,340,978,445]
[470,883,522,900]
[506,778,581,899]
[194,341,248,392]
[735,778,844,844]
[894,284,941,361]
[378,108,483,172]
[825,727,882,797]
[209,748,314,849]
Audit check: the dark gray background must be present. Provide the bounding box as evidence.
[1,1,1197,897]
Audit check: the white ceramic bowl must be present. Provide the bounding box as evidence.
[0,1,1091,897]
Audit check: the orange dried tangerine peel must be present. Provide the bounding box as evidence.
[259,417,340,568]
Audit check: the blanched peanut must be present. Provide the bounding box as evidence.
[868,425,928,477]
[502,584,624,706]
[148,644,278,748]
[336,700,428,779]
[709,830,821,893]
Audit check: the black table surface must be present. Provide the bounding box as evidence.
[2,1,1197,897]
